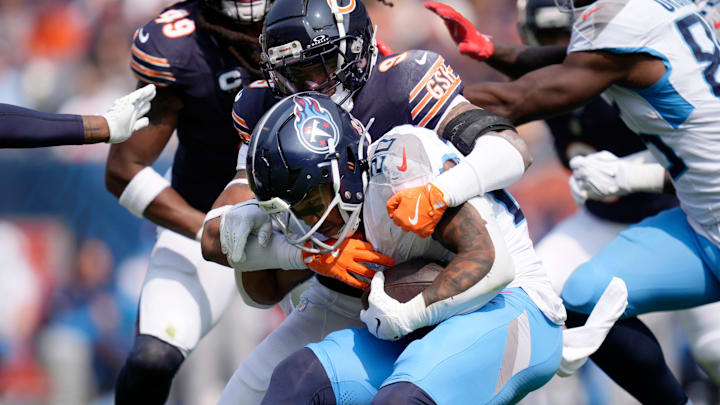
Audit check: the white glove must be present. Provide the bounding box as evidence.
[102,84,156,143]
[220,200,273,264]
[360,272,428,341]
[569,151,665,202]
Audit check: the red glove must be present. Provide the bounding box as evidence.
[424,1,494,61]
[302,238,395,290]
[376,38,394,57]
[386,183,448,238]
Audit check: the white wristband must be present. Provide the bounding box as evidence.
[118,167,170,217]
[224,177,249,190]
[204,205,232,225]
[433,135,525,206]
[625,163,666,193]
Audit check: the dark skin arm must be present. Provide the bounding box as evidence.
[81,116,112,143]
[464,50,666,125]
[486,43,568,80]
[437,101,533,169]
[106,83,205,239]
[201,169,254,265]
[238,268,313,306]
[421,201,500,306]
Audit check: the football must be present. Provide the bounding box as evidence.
[361,258,444,310]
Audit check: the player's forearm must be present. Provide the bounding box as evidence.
[81,115,111,143]
[201,172,255,264]
[143,189,206,239]
[0,104,85,148]
[419,202,514,326]
[487,43,567,79]
[239,268,313,306]
[423,205,495,305]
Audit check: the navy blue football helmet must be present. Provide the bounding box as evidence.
[518,0,572,45]
[247,92,370,253]
[259,0,377,100]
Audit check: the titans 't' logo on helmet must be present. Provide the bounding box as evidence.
[293,95,340,154]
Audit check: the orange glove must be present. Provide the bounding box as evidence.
[424,1,494,62]
[302,238,395,290]
[376,38,394,57]
[386,183,448,238]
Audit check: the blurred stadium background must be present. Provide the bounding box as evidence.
[0,0,715,404]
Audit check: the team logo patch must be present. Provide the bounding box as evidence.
[293,95,340,154]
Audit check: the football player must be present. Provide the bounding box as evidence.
[0,85,154,148]
[428,0,720,403]
[105,1,276,404]
[247,93,566,404]
[199,0,538,401]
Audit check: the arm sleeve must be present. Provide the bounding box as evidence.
[0,104,85,148]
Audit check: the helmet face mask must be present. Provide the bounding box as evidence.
[201,0,271,24]
[248,92,370,253]
[259,0,377,99]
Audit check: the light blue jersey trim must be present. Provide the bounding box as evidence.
[604,47,695,128]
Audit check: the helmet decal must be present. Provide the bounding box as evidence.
[327,0,356,14]
[293,95,340,154]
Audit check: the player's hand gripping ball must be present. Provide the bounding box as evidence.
[361,259,443,341]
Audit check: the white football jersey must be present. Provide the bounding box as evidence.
[362,125,566,325]
[568,0,720,230]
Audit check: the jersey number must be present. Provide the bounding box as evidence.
[676,13,720,97]
[638,133,688,179]
[155,9,196,38]
[490,190,525,226]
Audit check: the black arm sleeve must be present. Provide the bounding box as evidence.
[488,44,568,79]
[441,109,516,155]
[0,103,85,148]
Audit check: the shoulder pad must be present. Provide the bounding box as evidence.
[232,85,275,143]
[372,50,464,129]
[130,2,200,86]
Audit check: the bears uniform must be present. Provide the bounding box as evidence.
[131,0,259,211]
[232,50,463,145]
[218,50,468,405]
[115,2,269,404]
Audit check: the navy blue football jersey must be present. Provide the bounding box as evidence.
[131,0,261,212]
[545,97,677,223]
[232,50,464,150]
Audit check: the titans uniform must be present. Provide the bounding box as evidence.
[218,50,468,405]
[128,0,263,357]
[302,126,565,404]
[561,0,720,338]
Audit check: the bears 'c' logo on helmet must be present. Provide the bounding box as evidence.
[293,95,340,154]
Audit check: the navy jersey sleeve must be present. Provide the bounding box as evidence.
[375,50,464,129]
[0,104,84,148]
[130,3,199,87]
[232,82,276,143]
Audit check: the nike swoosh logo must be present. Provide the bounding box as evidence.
[138,28,150,43]
[375,318,382,336]
[408,195,421,226]
[396,147,407,171]
[415,52,427,65]
[583,5,603,21]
